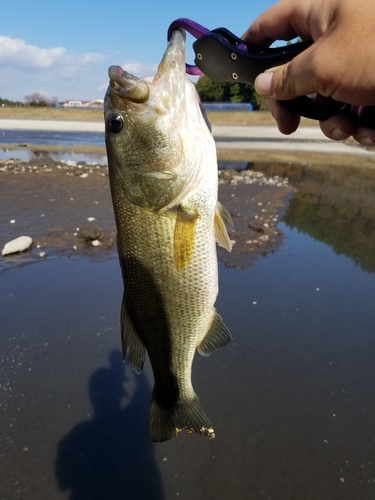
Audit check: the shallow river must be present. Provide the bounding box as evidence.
[1,224,375,499]
[1,150,375,499]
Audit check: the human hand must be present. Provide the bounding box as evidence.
[242,0,375,145]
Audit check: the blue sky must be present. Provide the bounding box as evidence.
[0,0,276,102]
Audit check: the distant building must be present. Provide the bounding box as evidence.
[63,99,103,108]
[202,102,253,111]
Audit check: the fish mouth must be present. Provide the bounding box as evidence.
[154,28,186,81]
[107,29,186,105]
[108,66,150,104]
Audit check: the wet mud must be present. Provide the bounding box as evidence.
[0,157,294,273]
[2,155,375,500]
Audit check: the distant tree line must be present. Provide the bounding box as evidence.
[0,97,23,107]
[195,76,262,109]
[24,92,59,107]
[0,92,60,108]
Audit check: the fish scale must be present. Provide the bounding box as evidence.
[104,28,233,442]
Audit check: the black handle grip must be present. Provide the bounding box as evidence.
[193,32,375,126]
[193,34,311,85]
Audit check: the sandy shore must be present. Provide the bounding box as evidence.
[0,118,104,132]
[0,118,323,137]
[1,118,374,157]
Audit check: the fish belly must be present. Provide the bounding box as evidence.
[111,176,230,441]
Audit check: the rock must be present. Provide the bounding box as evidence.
[81,226,103,242]
[248,223,264,233]
[2,236,33,256]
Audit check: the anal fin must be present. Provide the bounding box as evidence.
[120,295,146,374]
[197,310,232,356]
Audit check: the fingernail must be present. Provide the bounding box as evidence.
[330,127,349,141]
[357,135,375,146]
[254,72,274,96]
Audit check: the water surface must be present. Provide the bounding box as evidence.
[0,129,104,148]
[1,222,375,499]
[1,153,375,498]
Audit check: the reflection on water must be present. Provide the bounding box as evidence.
[55,350,164,500]
[2,150,375,497]
[217,160,247,170]
[1,231,375,498]
[0,147,107,164]
[251,161,375,273]
[0,129,104,147]
[0,258,164,499]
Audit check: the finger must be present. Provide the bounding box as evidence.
[254,58,319,100]
[269,28,375,104]
[254,71,274,96]
[353,126,375,146]
[242,0,314,46]
[319,115,356,141]
[272,100,301,135]
[261,34,343,101]
[269,41,328,100]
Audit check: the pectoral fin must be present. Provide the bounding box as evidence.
[173,205,199,270]
[120,295,146,374]
[197,310,232,356]
[214,201,233,252]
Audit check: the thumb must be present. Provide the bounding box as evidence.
[254,53,318,100]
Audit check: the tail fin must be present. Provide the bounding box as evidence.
[149,394,215,443]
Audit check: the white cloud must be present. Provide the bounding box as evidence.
[0,35,109,101]
[0,37,191,102]
[81,52,106,65]
[0,35,105,72]
[120,61,158,78]
[97,82,109,92]
[0,35,66,70]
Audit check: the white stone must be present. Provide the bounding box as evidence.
[2,236,33,256]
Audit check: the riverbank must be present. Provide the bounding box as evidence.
[2,110,375,500]
[1,118,375,162]
[0,156,293,274]
[0,107,309,126]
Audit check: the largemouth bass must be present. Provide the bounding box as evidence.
[104,28,232,442]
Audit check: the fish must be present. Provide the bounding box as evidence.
[103,28,232,442]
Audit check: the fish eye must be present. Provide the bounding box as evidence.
[107,113,123,133]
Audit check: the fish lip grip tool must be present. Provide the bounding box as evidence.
[168,18,375,127]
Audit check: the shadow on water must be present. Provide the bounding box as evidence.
[250,160,375,273]
[55,350,164,500]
